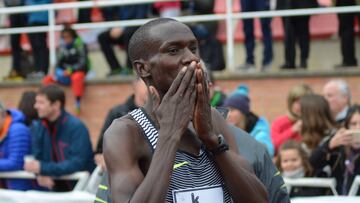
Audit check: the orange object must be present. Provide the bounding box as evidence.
[71,71,85,97]
[0,115,12,142]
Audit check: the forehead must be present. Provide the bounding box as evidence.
[281,149,300,158]
[324,82,340,94]
[36,94,49,102]
[148,22,197,48]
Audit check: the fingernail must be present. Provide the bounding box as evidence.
[182,66,187,72]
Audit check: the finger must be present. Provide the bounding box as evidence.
[196,83,204,108]
[185,68,197,98]
[176,61,197,97]
[189,85,197,115]
[196,69,210,101]
[202,68,210,99]
[167,66,188,96]
[196,66,202,84]
[149,86,160,109]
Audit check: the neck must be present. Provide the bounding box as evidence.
[47,109,62,122]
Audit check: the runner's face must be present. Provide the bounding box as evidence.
[146,22,200,95]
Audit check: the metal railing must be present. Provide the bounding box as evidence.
[0,0,360,71]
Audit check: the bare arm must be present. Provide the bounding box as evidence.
[103,120,145,203]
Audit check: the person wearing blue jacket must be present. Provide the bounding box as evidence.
[25,0,52,78]
[24,85,95,191]
[223,85,275,157]
[0,103,32,190]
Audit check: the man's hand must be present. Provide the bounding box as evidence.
[110,27,123,39]
[149,63,197,142]
[192,62,218,148]
[63,67,72,76]
[37,176,55,189]
[24,160,40,174]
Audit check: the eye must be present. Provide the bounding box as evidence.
[189,46,197,53]
[168,47,179,55]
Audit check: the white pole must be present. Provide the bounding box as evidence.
[226,0,235,71]
[48,9,56,72]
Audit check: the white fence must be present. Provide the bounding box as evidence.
[0,0,360,71]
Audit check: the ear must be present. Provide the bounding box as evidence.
[133,59,151,78]
[53,100,62,110]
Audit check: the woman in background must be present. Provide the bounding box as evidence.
[271,84,313,153]
[310,104,360,195]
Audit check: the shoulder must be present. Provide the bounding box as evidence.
[8,110,29,133]
[229,125,269,168]
[109,104,130,117]
[103,115,149,159]
[256,117,270,127]
[65,112,85,126]
[272,115,292,125]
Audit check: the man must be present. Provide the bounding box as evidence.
[323,79,351,124]
[26,0,52,79]
[4,0,27,80]
[0,102,32,190]
[97,4,150,76]
[103,18,268,202]
[24,85,95,191]
[94,78,148,170]
[239,0,273,72]
[334,0,360,68]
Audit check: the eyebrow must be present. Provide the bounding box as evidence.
[160,39,198,50]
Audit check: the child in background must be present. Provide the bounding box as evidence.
[43,25,89,115]
[276,140,324,197]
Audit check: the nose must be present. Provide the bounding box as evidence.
[181,48,200,67]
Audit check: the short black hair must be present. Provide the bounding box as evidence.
[61,24,78,39]
[128,18,178,64]
[38,85,66,109]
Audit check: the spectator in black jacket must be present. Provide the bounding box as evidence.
[94,78,148,170]
[277,0,318,69]
[97,4,150,76]
[310,104,360,195]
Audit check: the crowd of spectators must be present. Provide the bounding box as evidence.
[1,0,359,81]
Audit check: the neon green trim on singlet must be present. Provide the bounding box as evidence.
[173,161,189,170]
[95,197,108,203]
[98,184,108,190]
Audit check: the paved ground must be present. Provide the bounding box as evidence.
[0,38,359,79]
